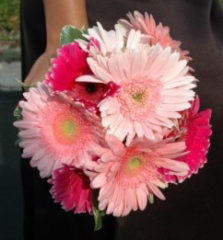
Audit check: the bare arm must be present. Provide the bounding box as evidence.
[24,0,88,85]
[44,0,88,54]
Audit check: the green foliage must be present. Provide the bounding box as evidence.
[13,105,22,121]
[0,0,20,46]
[13,104,22,146]
[60,25,87,45]
[220,0,223,5]
[92,191,105,231]
[15,78,34,91]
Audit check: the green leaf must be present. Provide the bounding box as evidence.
[13,105,22,146]
[148,194,154,204]
[92,191,105,231]
[81,25,88,35]
[13,105,22,121]
[15,78,34,91]
[15,138,21,146]
[60,25,87,45]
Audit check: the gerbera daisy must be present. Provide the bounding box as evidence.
[14,83,103,178]
[69,82,108,114]
[46,42,92,91]
[118,11,190,60]
[81,22,125,56]
[46,42,111,112]
[77,40,196,144]
[49,165,93,214]
[87,135,188,217]
[161,96,212,182]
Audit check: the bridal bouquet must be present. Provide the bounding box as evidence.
[14,11,212,230]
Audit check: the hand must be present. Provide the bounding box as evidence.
[24,0,89,87]
[24,51,55,86]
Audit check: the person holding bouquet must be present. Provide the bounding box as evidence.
[20,0,223,239]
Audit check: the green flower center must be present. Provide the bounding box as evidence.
[128,157,142,170]
[62,120,76,137]
[124,155,145,176]
[132,92,143,102]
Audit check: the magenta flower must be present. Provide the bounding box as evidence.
[161,96,212,182]
[46,42,109,112]
[49,165,93,214]
[46,42,92,91]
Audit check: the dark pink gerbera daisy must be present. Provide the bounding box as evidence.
[46,42,111,112]
[161,96,212,182]
[46,42,92,91]
[49,165,93,214]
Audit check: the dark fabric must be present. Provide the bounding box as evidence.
[21,0,223,239]
[20,0,46,79]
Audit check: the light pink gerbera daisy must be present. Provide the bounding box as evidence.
[81,22,125,56]
[86,135,188,217]
[49,165,93,214]
[161,96,212,182]
[14,83,103,178]
[118,11,190,60]
[78,41,196,144]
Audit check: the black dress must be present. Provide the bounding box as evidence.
[21,0,223,239]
